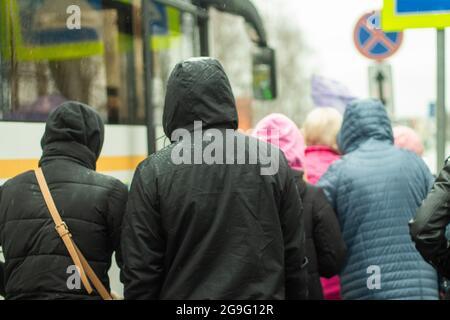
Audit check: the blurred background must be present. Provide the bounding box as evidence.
[209,0,450,173]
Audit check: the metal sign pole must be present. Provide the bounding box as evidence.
[142,0,156,155]
[437,28,446,171]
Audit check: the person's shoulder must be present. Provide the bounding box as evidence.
[1,170,36,190]
[305,182,321,195]
[394,147,427,167]
[315,156,349,190]
[136,144,175,176]
[88,170,128,196]
[389,147,433,181]
[324,156,346,172]
[394,145,416,157]
[304,183,328,204]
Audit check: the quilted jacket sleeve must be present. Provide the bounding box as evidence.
[121,162,165,300]
[106,180,128,271]
[313,188,347,278]
[317,161,342,210]
[279,157,308,300]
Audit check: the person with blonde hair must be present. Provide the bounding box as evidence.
[303,108,343,185]
[302,107,343,300]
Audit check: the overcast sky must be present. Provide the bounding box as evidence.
[254,0,450,119]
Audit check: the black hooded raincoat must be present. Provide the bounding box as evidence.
[121,58,308,300]
[0,102,128,300]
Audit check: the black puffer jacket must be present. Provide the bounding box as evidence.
[0,102,128,300]
[410,161,450,278]
[121,58,308,300]
[293,171,346,300]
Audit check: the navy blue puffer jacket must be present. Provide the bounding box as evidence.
[318,99,438,300]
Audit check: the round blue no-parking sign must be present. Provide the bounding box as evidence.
[354,11,404,61]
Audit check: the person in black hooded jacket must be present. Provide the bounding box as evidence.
[410,160,450,279]
[0,102,128,300]
[120,58,308,300]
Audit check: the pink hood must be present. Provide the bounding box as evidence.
[393,126,424,156]
[304,146,341,185]
[253,114,306,171]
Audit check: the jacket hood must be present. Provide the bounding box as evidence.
[163,58,238,139]
[337,99,393,154]
[253,113,306,171]
[393,126,424,156]
[40,101,105,170]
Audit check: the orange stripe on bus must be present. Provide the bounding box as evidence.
[0,159,39,179]
[97,156,146,172]
[0,156,146,179]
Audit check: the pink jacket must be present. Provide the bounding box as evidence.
[305,145,342,300]
[304,146,341,185]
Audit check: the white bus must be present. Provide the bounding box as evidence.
[0,0,275,296]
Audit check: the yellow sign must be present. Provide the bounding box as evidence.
[382,0,450,31]
[152,6,182,51]
[1,0,183,60]
[1,0,104,61]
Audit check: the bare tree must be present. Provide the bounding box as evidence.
[260,7,312,125]
[209,1,311,127]
[210,9,252,98]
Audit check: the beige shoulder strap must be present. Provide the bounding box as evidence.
[34,168,112,300]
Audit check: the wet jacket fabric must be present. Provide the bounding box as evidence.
[410,161,450,279]
[0,102,128,300]
[121,58,308,300]
[318,99,438,300]
[294,171,346,300]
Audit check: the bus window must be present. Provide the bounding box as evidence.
[150,2,199,149]
[0,0,146,125]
